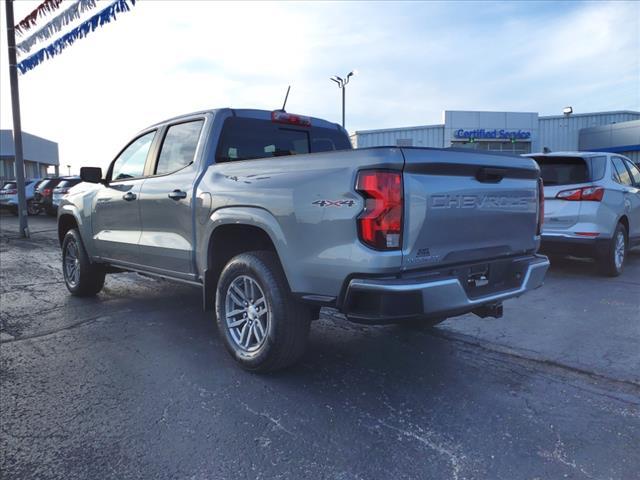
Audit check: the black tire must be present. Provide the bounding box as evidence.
[27,200,40,216]
[397,317,446,329]
[597,223,627,277]
[9,206,18,216]
[62,228,106,296]
[215,251,311,372]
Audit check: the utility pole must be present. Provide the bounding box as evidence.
[330,70,357,129]
[5,0,29,237]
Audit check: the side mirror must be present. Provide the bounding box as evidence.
[80,167,103,184]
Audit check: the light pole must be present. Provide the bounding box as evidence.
[5,0,29,237]
[67,165,71,176]
[330,70,356,129]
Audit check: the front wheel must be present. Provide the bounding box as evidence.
[62,228,106,296]
[597,223,627,277]
[215,251,311,372]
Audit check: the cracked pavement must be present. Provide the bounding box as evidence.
[1,215,639,479]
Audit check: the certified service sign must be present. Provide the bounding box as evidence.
[454,129,531,140]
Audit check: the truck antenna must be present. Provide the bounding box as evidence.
[281,85,291,112]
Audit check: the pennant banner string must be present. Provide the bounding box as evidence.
[15,0,65,36]
[17,0,137,75]
[17,0,99,56]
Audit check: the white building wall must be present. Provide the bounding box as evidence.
[354,125,444,148]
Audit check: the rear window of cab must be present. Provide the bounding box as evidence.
[215,117,351,163]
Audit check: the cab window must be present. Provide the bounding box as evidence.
[155,121,204,175]
[110,131,156,181]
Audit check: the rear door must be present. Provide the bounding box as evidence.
[613,157,640,241]
[92,130,157,263]
[137,119,205,277]
[401,149,540,270]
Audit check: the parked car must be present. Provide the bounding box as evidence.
[33,177,63,216]
[527,152,640,276]
[0,179,41,215]
[57,108,549,371]
[51,177,82,209]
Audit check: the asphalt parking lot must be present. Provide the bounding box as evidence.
[1,215,639,480]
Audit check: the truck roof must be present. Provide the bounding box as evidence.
[148,108,345,133]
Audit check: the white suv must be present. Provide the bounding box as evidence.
[527,152,640,276]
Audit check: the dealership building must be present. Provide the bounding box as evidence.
[353,110,640,164]
[0,130,60,182]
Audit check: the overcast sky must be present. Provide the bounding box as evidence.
[1,0,638,174]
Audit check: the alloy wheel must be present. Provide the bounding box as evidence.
[64,240,81,287]
[225,275,270,352]
[614,231,625,270]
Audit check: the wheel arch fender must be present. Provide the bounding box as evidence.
[198,207,293,310]
[57,204,95,256]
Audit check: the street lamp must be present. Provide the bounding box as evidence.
[66,164,71,176]
[330,70,357,129]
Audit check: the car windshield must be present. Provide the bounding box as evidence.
[532,156,591,186]
[56,180,79,189]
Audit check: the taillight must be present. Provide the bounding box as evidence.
[537,178,544,236]
[356,170,403,250]
[43,188,52,197]
[6,189,17,194]
[556,186,604,202]
[271,111,311,127]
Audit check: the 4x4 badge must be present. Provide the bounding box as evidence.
[312,200,356,207]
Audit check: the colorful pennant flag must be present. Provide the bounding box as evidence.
[17,0,99,55]
[17,0,137,75]
[15,0,65,35]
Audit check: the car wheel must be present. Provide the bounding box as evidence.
[27,201,40,216]
[9,206,18,216]
[62,228,106,296]
[215,251,311,372]
[598,223,627,277]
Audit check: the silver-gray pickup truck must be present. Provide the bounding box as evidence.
[58,108,549,371]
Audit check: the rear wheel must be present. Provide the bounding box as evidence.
[27,200,40,216]
[597,223,627,277]
[215,251,311,372]
[62,228,106,296]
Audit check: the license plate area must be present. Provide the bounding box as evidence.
[456,259,527,299]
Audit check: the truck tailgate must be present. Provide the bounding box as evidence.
[401,148,540,270]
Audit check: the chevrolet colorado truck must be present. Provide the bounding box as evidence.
[58,108,549,371]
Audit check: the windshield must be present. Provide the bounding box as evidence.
[56,180,80,189]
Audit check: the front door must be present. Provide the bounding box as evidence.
[137,119,205,277]
[92,130,157,264]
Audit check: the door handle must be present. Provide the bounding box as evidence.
[168,189,187,200]
[122,192,137,201]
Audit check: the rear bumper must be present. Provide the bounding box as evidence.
[540,234,610,258]
[342,254,549,324]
